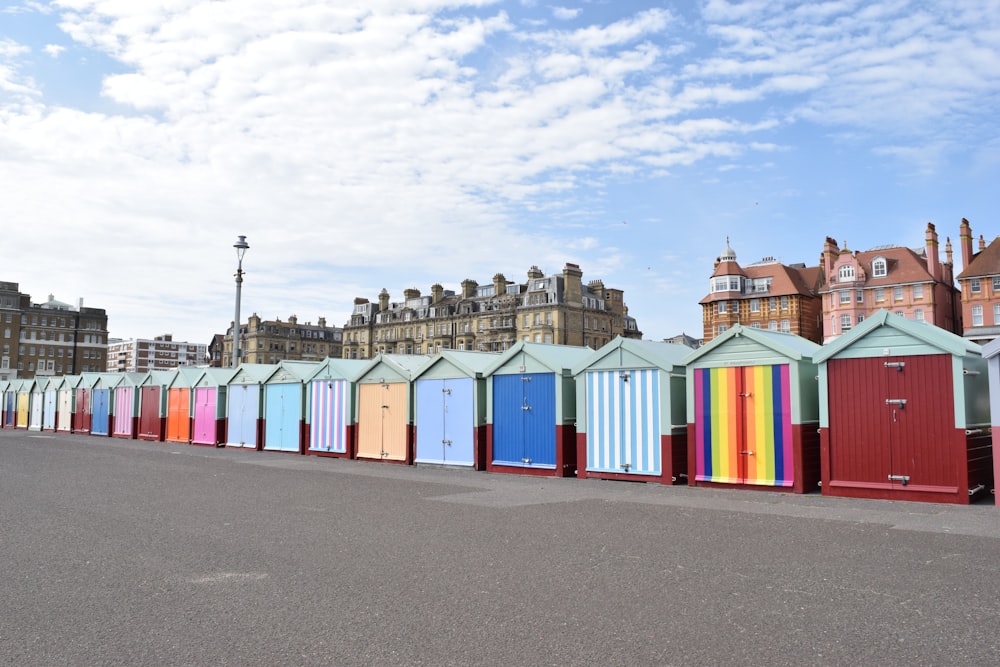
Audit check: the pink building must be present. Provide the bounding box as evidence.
[818,223,960,342]
[956,217,1000,344]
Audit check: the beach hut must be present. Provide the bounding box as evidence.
[412,350,498,469]
[89,373,120,437]
[684,325,822,494]
[304,358,368,458]
[113,372,145,439]
[73,372,100,434]
[41,377,58,431]
[165,367,203,444]
[56,375,80,433]
[484,342,593,477]
[262,361,318,454]
[573,338,690,484]
[225,364,277,449]
[354,354,429,463]
[814,310,991,504]
[137,370,174,442]
[191,368,238,446]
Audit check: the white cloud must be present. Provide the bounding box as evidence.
[551,6,580,21]
[43,44,66,57]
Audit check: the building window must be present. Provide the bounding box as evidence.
[717,324,728,335]
[750,299,760,312]
[994,304,1000,325]
[892,286,903,301]
[973,305,983,326]
[912,284,924,299]
[914,310,925,322]
[993,276,1000,292]
[839,290,851,304]
[780,296,788,310]
[838,265,855,281]
[857,314,865,325]
[751,322,761,328]
[718,301,727,314]
[767,321,777,331]
[875,288,885,302]
[872,257,887,277]
[856,290,864,303]
[780,320,790,333]
[840,314,852,332]
[971,278,982,294]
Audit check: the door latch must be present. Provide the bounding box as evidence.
[888,474,910,486]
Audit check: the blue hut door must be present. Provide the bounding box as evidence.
[492,373,556,468]
[92,389,110,435]
[227,384,259,448]
[586,369,661,476]
[416,378,474,466]
[264,384,301,452]
[309,380,349,453]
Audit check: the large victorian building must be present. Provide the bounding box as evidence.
[341,263,641,359]
[955,217,1000,344]
[223,314,343,366]
[699,241,824,344]
[818,223,960,342]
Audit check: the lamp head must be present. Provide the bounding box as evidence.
[234,235,249,261]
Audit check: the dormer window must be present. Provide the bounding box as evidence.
[872,257,887,278]
[838,265,855,281]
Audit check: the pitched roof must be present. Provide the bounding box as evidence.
[700,261,821,304]
[813,310,980,363]
[957,236,1000,280]
[822,245,939,291]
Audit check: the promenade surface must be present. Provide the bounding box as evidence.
[2,429,999,666]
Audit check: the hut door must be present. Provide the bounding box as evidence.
[193,387,217,444]
[493,373,556,468]
[309,380,349,453]
[139,386,160,437]
[586,369,661,476]
[265,384,301,452]
[695,365,792,486]
[358,382,407,460]
[416,378,475,466]
[228,385,259,448]
[883,355,955,491]
[91,390,109,435]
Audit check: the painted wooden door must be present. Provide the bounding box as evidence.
[4,393,14,426]
[694,365,792,486]
[91,389,109,435]
[192,387,218,445]
[586,369,661,476]
[227,385,259,448]
[139,386,161,439]
[264,383,302,452]
[356,382,408,460]
[43,391,57,430]
[309,379,350,454]
[16,393,29,428]
[166,388,190,442]
[29,393,43,431]
[827,355,955,492]
[57,391,73,431]
[113,387,134,437]
[415,378,475,466]
[492,373,556,468]
[74,390,91,433]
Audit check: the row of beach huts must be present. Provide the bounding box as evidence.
[4,310,1000,506]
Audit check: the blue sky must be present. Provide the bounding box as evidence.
[1,0,998,346]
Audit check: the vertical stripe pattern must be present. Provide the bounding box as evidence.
[694,365,793,486]
[114,387,133,436]
[585,369,661,475]
[309,379,348,453]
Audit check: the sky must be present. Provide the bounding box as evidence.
[1,0,998,346]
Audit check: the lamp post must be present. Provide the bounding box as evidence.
[232,235,250,368]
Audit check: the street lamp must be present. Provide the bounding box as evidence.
[232,235,250,368]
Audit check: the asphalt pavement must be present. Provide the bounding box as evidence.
[2,429,999,666]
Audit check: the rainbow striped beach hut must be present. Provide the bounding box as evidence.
[683,325,822,494]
